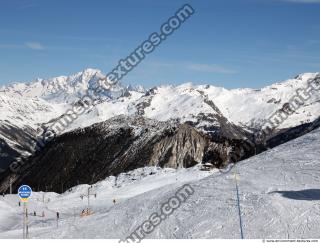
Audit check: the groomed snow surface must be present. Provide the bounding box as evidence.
[0,129,320,239]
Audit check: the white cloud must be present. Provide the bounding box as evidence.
[187,63,236,74]
[25,42,45,50]
[0,42,45,50]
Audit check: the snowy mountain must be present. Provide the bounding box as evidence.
[40,72,320,134]
[1,69,319,131]
[0,69,319,191]
[0,128,319,239]
[0,69,123,102]
[0,69,136,170]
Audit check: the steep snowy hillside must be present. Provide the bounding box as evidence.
[0,128,319,239]
[0,92,67,130]
[0,91,64,169]
[198,73,320,129]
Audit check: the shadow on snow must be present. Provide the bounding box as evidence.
[271,189,320,201]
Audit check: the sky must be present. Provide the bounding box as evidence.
[0,0,320,89]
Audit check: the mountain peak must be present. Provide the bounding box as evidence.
[294,72,320,81]
[0,68,122,102]
[72,68,104,81]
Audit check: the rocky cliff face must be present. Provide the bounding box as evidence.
[0,122,38,169]
[149,124,207,168]
[0,115,254,193]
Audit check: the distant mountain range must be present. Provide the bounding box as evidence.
[0,69,319,193]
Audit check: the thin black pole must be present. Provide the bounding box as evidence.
[234,171,244,239]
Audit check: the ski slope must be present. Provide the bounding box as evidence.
[0,166,214,238]
[0,129,320,239]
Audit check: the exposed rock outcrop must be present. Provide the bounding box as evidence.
[0,116,253,193]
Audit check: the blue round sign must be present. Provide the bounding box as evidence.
[18,185,32,202]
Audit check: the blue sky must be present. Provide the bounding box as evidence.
[0,0,320,89]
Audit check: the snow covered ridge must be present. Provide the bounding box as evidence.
[0,69,318,149]
[1,69,319,131]
[256,76,320,141]
[224,75,320,164]
[0,69,320,178]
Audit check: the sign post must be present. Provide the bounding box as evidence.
[18,185,32,239]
